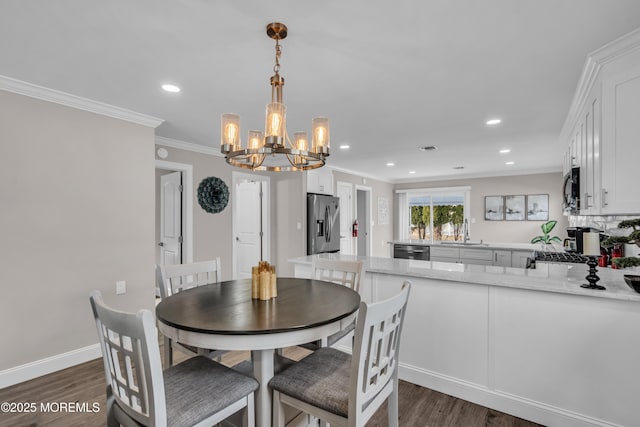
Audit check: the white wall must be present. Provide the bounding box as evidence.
[394,172,568,243]
[0,89,155,372]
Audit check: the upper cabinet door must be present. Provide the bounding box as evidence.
[307,169,334,195]
[600,56,640,215]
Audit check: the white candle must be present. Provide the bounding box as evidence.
[582,231,601,256]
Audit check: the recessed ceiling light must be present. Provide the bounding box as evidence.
[419,145,438,151]
[499,149,511,154]
[162,84,181,93]
[409,171,416,174]
[339,144,350,150]
[386,162,395,167]
[486,118,501,125]
[505,161,515,165]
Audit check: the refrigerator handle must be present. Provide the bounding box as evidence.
[325,206,330,243]
[328,207,332,242]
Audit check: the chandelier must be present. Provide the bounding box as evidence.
[220,22,330,171]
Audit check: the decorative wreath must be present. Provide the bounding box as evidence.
[197,176,229,214]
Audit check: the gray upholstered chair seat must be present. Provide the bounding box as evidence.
[269,347,351,417]
[165,356,259,426]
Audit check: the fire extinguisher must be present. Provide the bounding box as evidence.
[352,220,358,237]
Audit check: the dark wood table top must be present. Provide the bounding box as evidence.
[156,277,360,335]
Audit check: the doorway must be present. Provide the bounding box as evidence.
[155,160,193,296]
[155,160,193,265]
[355,185,372,256]
[232,172,271,279]
[159,171,182,265]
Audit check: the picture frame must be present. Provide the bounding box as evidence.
[484,196,504,221]
[526,194,549,221]
[505,195,525,221]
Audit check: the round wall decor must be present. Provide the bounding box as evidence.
[197,176,229,214]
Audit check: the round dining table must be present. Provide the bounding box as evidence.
[155,277,361,427]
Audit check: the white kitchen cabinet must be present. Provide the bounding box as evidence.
[582,95,601,214]
[306,169,334,195]
[511,250,533,269]
[429,246,527,268]
[460,248,494,266]
[562,29,640,216]
[493,250,512,267]
[429,246,459,263]
[600,54,640,214]
[571,91,601,215]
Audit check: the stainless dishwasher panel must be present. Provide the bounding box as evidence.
[393,244,430,260]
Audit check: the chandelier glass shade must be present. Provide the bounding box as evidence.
[220,23,330,171]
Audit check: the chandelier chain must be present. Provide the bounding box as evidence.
[273,39,281,74]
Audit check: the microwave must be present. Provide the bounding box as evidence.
[563,167,580,214]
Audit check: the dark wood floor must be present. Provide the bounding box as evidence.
[0,343,543,427]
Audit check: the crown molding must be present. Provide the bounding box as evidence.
[0,75,164,128]
[392,166,562,185]
[155,136,223,157]
[560,27,640,139]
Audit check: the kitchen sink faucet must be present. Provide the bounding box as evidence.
[464,218,470,243]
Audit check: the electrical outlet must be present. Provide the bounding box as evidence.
[116,280,126,295]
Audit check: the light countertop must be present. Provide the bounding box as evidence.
[289,254,640,303]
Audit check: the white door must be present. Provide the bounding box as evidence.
[337,181,353,255]
[160,171,182,265]
[234,180,265,279]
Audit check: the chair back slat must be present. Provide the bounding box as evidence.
[90,291,166,427]
[312,258,363,292]
[158,258,221,298]
[351,282,411,419]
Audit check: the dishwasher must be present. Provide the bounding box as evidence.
[393,244,430,260]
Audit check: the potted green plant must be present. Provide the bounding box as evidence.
[601,219,640,268]
[530,220,562,246]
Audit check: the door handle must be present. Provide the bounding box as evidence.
[158,242,164,247]
[236,237,240,241]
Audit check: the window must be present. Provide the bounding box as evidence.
[397,187,470,242]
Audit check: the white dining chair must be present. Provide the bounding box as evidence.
[89,290,258,427]
[157,259,224,366]
[158,258,221,298]
[303,257,363,349]
[269,281,411,427]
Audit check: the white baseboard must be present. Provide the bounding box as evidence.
[398,362,622,427]
[0,344,102,389]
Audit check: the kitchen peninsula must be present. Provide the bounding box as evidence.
[290,254,640,427]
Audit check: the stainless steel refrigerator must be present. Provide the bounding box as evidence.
[307,193,340,255]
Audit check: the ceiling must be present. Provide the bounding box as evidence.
[2,1,640,183]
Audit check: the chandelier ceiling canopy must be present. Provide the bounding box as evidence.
[220,22,330,172]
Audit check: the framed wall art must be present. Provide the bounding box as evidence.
[526,194,549,221]
[505,195,525,221]
[484,196,504,221]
